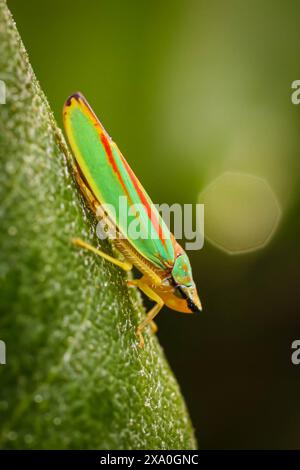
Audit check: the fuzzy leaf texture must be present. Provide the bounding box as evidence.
[0,0,196,450]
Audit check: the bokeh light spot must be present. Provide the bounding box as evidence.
[199,172,281,254]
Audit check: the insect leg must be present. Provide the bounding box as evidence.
[127,280,159,334]
[72,238,132,272]
[128,279,164,348]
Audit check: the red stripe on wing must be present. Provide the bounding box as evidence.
[119,152,166,247]
[100,133,133,203]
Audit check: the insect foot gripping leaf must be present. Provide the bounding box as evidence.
[0,0,197,450]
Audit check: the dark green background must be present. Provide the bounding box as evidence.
[8,0,300,448]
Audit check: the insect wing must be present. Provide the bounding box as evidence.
[63,93,175,269]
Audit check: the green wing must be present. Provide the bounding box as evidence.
[63,92,175,270]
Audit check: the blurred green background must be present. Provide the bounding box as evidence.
[8,0,300,448]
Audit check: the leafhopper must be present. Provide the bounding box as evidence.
[63,93,201,347]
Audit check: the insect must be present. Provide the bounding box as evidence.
[63,92,202,348]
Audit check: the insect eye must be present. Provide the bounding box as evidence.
[173,287,185,299]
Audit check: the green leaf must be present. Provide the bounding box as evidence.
[0,0,196,449]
